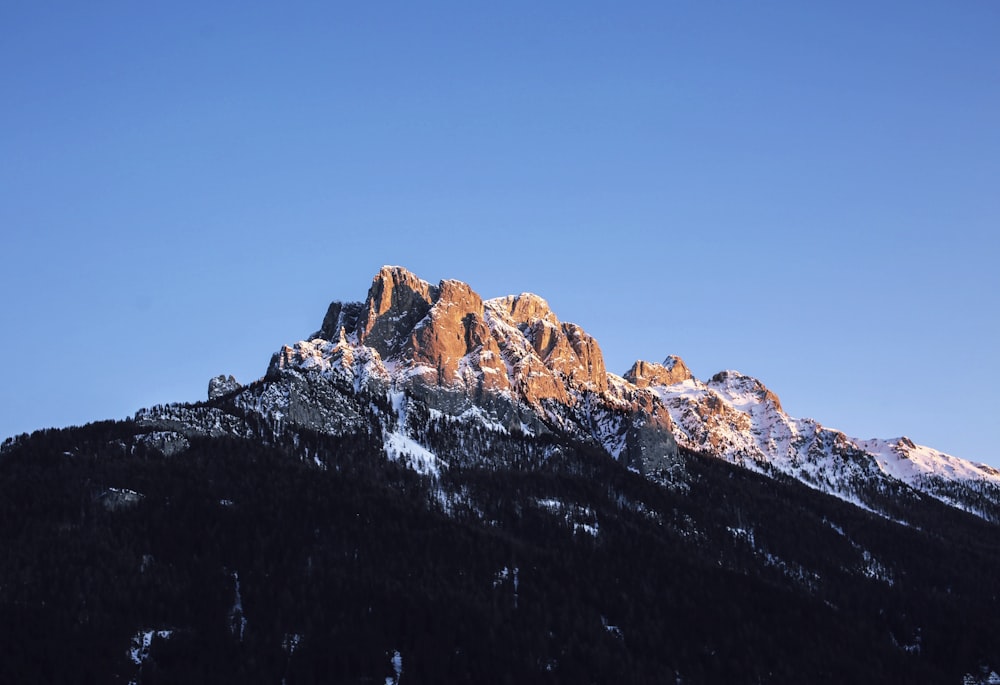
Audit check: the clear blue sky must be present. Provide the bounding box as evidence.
[2,2,998,465]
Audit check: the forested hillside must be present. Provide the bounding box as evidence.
[3,415,999,684]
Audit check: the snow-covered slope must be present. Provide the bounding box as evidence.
[641,364,1000,519]
[859,436,1000,514]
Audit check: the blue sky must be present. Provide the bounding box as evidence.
[2,2,998,465]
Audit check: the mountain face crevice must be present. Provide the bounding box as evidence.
[314,301,363,342]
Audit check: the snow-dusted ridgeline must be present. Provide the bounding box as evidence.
[138,266,999,522]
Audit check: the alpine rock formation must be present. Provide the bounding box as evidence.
[145,266,681,477]
[141,265,1000,521]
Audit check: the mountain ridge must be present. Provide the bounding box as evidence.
[194,265,997,522]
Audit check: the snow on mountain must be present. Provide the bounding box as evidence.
[222,266,681,476]
[642,363,1000,518]
[136,266,999,521]
[858,436,1000,514]
[860,436,1000,483]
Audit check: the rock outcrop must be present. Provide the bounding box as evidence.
[624,356,693,388]
[708,370,783,413]
[358,266,438,359]
[208,374,241,400]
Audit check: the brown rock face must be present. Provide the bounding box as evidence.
[321,276,611,402]
[314,269,509,397]
[561,322,608,391]
[358,266,438,358]
[278,266,681,473]
[407,279,510,393]
[486,293,608,396]
[319,278,615,406]
[763,388,782,413]
[624,356,693,388]
[492,293,559,327]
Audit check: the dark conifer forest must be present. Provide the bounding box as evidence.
[2,411,999,684]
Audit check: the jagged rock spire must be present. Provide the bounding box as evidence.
[624,356,693,388]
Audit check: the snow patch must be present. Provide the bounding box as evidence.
[385,649,403,685]
[727,526,756,547]
[493,566,519,588]
[601,615,624,640]
[128,629,173,671]
[384,430,444,476]
[383,388,446,476]
[282,633,303,655]
[533,498,599,537]
[230,572,247,641]
[100,487,144,511]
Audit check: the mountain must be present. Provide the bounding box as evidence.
[142,265,681,477]
[2,265,1000,684]
[142,265,1000,521]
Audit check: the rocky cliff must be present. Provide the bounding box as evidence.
[247,266,679,476]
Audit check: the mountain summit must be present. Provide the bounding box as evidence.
[259,265,679,475]
[159,266,999,520]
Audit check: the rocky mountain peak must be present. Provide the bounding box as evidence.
[244,267,677,474]
[358,266,439,358]
[484,293,608,394]
[369,265,437,306]
[706,370,783,413]
[488,292,559,327]
[314,301,364,342]
[624,356,694,388]
[208,374,241,400]
[305,269,617,401]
